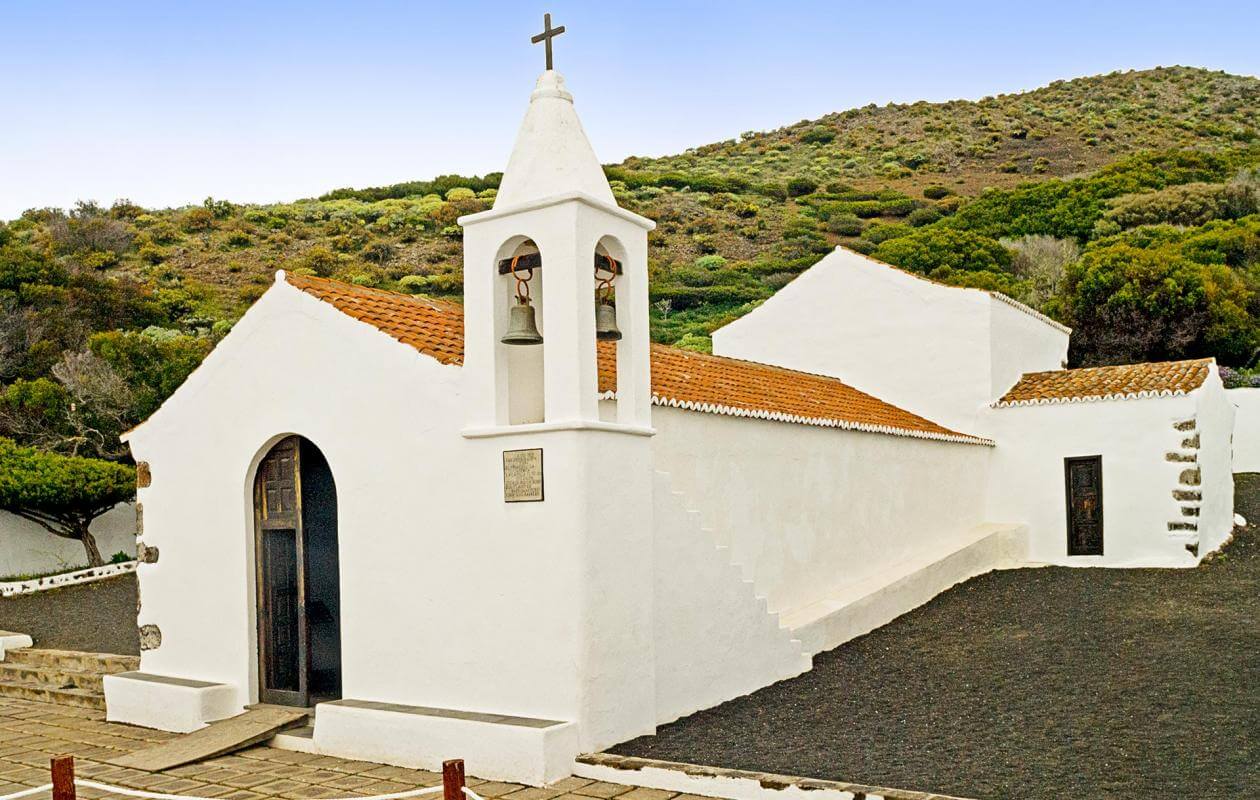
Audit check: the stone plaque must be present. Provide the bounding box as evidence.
[503,448,544,502]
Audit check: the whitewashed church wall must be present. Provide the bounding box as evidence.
[711,248,1066,436]
[983,394,1211,567]
[650,407,990,616]
[1195,371,1235,556]
[987,297,1069,400]
[0,503,135,578]
[125,278,660,754]
[650,470,810,725]
[1229,387,1260,472]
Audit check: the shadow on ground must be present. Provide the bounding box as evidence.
[612,475,1260,800]
[0,574,138,655]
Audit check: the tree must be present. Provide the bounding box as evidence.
[0,437,135,566]
[1060,242,1255,365]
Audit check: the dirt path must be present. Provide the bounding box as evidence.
[612,475,1260,800]
[0,574,138,655]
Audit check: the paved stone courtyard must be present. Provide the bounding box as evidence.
[0,697,681,800]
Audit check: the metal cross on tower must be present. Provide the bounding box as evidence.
[531,13,565,71]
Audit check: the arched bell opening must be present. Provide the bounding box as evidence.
[594,235,629,422]
[251,435,341,707]
[495,237,546,425]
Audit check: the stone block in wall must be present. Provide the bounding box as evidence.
[139,624,162,651]
[1180,468,1201,486]
[136,462,151,488]
[1173,419,1196,432]
[1173,489,1202,502]
[136,542,159,564]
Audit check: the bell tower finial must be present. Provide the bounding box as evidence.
[530,13,565,71]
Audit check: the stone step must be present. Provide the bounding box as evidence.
[0,679,105,710]
[2,648,139,674]
[0,662,104,692]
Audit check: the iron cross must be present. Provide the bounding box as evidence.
[531,13,565,71]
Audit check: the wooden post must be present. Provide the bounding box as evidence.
[51,756,75,800]
[442,758,465,800]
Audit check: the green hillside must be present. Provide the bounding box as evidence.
[2,66,1259,461]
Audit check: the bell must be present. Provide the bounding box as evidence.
[595,301,622,341]
[502,301,543,345]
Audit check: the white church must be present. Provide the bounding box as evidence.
[103,34,1242,787]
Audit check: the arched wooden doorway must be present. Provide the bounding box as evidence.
[253,436,342,707]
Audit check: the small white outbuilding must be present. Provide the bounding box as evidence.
[104,58,1241,787]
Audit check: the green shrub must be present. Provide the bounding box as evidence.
[907,207,943,227]
[800,126,836,145]
[301,246,339,277]
[826,214,865,236]
[787,178,819,197]
[874,227,1012,273]
[923,185,953,200]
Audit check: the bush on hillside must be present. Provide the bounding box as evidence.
[874,226,1012,273]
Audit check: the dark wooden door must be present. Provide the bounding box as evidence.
[254,437,309,706]
[1065,455,1103,556]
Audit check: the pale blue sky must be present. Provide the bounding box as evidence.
[1,1,1257,219]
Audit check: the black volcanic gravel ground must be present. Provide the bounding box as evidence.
[0,574,139,655]
[612,475,1260,800]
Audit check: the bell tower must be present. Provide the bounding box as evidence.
[460,66,653,433]
[456,17,658,756]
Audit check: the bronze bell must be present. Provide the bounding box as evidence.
[595,301,622,341]
[502,300,543,345]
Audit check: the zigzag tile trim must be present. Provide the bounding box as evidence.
[993,388,1192,408]
[600,391,995,446]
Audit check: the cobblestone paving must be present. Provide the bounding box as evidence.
[0,698,677,800]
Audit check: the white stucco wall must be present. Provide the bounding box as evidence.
[1229,387,1260,473]
[984,387,1231,567]
[988,295,1069,400]
[125,279,659,754]
[0,503,135,578]
[1195,373,1235,555]
[711,247,1068,435]
[651,471,809,725]
[650,406,992,616]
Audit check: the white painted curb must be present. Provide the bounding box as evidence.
[0,561,138,598]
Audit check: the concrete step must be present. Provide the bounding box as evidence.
[2,648,138,674]
[0,679,105,709]
[0,662,104,692]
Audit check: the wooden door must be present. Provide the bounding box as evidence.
[255,437,309,706]
[1065,455,1103,556]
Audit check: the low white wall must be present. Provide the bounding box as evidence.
[0,503,135,578]
[651,406,991,617]
[1229,387,1260,473]
[985,392,1216,567]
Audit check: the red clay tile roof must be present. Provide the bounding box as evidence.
[995,358,1213,407]
[286,272,989,445]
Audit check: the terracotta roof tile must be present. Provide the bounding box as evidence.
[287,272,464,366]
[286,273,989,445]
[995,358,1213,407]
